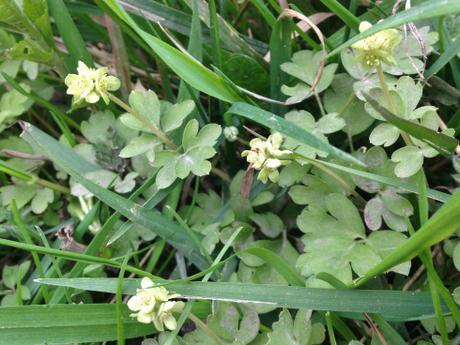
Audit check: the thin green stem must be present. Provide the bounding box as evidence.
[108,94,177,149]
[36,177,70,194]
[0,160,69,194]
[375,64,395,113]
[326,312,337,345]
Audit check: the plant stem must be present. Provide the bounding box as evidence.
[108,93,177,149]
[36,177,70,194]
[326,312,337,345]
[0,160,69,194]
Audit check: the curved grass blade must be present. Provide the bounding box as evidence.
[227,102,365,166]
[328,0,460,58]
[104,0,242,103]
[0,304,153,345]
[425,36,460,79]
[36,278,445,321]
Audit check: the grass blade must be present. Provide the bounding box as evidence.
[319,0,359,30]
[0,304,153,344]
[48,0,94,70]
[36,278,445,321]
[269,17,291,114]
[425,36,460,79]
[105,0,242,103]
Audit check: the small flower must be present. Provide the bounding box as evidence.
[127,277,184,330]
[223,126,239,142]
[242,132,292,184]
[351,21,402,66]
[64,61,120,104]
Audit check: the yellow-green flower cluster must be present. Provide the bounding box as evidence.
[351,21,402,67]
[64,61,120,104]
[127,277,184,331]
[242,132,292,183]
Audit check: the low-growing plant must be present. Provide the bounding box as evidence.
[0,0,459,345]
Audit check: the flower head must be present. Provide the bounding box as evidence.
[242,132,292,183]
[351,21,402,66]
[127,277,184,331]
[64,61,120,104]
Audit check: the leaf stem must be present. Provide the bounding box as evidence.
[108,93,177,149]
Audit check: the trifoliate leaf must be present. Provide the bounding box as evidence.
[391,146,424,178]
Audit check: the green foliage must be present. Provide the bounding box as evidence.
[1,0,460,344]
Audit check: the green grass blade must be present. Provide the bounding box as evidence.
[0,304,154,344]
[105,0,242,103]
[364,94,457,155]
[319,0,359,30]
[48,0,94,70]
[227,102,366,166]
[116,256,130,345]
[20,122,209,271]
[328,0,460,58]
[425,36,460,79]
[36,278,445,321]
[269,17,291,114]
